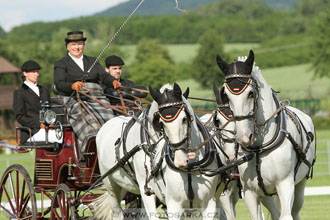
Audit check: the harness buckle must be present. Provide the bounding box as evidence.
[128,110,134,117]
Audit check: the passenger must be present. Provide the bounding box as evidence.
[13,60,62,144]
[54,31,119,152]
[103,55,147,115]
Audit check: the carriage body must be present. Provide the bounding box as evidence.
[0,96,102,219]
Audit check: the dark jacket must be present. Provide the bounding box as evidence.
[54,54,115,96]
[13,83,51,144]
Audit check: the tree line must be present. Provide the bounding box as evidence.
[0,0,329,92]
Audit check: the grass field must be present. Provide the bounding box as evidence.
[121,43,330,101]
[178,64,330,100]
[120,43,260,64]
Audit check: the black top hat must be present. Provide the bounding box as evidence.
[21,60,41,72]
[105,55,125,67]
[65,31,87,43]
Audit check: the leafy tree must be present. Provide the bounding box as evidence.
[294,0,330,17]
[0,26,6,39]
[129,39,176,89]
[312,8,330,78]
[191,30,229,88]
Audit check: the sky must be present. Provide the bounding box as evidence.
[0,0,130,32]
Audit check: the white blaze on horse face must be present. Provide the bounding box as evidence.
[162,111,189,168]
[225,86,255,147]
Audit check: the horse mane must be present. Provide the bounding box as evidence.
[237,56,271,91]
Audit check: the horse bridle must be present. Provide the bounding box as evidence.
[156,101,193,152]
[224,74,260,138]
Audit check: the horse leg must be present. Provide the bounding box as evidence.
[261,196,280,220]
[138,193,159,220]
[243,189,264,220]
[166,201,184,220]
[218,184,238,220]
[277,178,295,220]
[292,178,307,220]
[92,178,125,220]
[201,197,217,220]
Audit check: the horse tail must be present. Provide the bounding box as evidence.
[89,192,113,220]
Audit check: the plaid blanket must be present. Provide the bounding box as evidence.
[66,82,114,152]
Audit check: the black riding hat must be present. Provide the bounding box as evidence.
[105,55,125,68]
[21,60,41,72]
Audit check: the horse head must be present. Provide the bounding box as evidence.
[149,82,191,169]
[216,50,258,147]
[213,83,237,160]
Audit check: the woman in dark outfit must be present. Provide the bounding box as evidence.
[53,31,120,152]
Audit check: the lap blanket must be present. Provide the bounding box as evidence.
[66,82,114,152]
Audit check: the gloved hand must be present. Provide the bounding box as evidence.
[112,80,122,91]
[40,123,45,129]
[71,81,85,91]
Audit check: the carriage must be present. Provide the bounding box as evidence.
[0,96,115,220]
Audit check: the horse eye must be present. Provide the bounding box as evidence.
[248,91,254,98]
[182,117,187,123]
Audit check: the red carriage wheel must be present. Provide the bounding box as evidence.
[0,164,37,220]
[50,184,76,220]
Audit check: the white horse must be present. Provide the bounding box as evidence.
[200,112,240,220]
[94,83,223,220]
[212,83,280,220]
[215,50,316,220]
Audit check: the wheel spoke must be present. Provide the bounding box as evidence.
[1,182,16,215]
[19,178,26,214]
[0,203,15,217]
[8,172,17,213]
[16,170,20,212]
[0,165,36,220]
[19,193,31,217]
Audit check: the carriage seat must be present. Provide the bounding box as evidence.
[16,126,56,149]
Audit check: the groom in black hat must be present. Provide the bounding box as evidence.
[13,60,62,144]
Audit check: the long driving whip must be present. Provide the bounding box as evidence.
[87,0,145,73]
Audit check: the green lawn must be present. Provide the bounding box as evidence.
[120,43,260,65]
[177,64,330,100]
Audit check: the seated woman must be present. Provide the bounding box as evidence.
[54,31,117,153]
[13,60,62,144]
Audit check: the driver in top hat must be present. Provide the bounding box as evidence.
[53,31,119,153]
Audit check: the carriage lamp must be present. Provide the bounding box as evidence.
[39,101,57,125]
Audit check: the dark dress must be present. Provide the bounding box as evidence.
[54,54,115,150]
[13,83,51,144]
[54,54,115,95]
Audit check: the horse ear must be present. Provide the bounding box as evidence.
[245,50,254,71]
[149,85,161,103]
[183,87,189,99]
[213,82,221,105]
[173,82,182,98]
[216,54,229,75]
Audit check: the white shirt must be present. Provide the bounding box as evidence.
[24,81,39,96]
[68,52,84,71]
